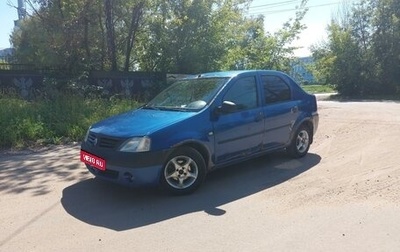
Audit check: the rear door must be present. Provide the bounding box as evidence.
[213,75,264,163]
[261,74,298,150]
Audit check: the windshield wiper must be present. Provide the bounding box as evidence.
[142,105,191,112]
[142,104,161,110]
[142,105,193,111]
[165,107,191,112]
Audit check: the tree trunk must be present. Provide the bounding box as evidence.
[124,1,145,72]
[104,0,117,71]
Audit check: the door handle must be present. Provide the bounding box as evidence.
[255,112,263,122]
[291,106,298,113]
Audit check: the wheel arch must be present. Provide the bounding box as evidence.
[160,141,209,195]
[171,141,212,170]
[290,118,315,145]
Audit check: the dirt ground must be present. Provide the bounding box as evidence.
[1,99,400,251]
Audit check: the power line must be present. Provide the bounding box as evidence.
[246,1,341,16]
[248,0,299,9]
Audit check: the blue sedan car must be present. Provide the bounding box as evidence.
[80,70,318,195]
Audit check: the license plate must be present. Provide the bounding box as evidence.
[80,150,106,171]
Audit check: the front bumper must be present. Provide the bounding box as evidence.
[81,141,170,187]
[85,163,162,187]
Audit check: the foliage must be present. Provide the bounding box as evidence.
[0,94,140,149]
[311,0,400,96]
[11,0,308,75]
[221,0,308,72]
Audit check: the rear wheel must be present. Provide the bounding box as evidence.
[287,125,311,158]
[160,147,206,195]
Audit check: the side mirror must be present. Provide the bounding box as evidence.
[215,101,237,115]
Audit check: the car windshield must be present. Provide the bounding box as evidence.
[144,77,229,111]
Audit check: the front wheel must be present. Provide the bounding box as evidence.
[160,147,206,195]
[286,125,311,158]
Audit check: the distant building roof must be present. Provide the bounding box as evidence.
[0,48,14,57]
[290,57,315,84]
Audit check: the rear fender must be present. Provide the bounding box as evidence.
[289,117,315,145]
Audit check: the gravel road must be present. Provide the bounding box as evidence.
[1,100,400,251]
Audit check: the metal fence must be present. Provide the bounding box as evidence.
[1,55,167,100]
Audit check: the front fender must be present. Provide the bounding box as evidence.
[151,128,214,166]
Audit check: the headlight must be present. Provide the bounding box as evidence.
[119,137,151,152]
[84,127,91,142]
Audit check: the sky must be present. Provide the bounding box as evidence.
[248,0,343,56]
[0,0,343,56]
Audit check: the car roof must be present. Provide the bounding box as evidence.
[193,70,285,79]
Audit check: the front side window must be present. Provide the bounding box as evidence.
[261,75,291,104]
[223,76,258,111]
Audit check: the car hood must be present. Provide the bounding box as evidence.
[90,108,197,138]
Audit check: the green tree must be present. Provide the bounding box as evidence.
[12,0,147,73]
[350,0,378,94]
[371,0,400,94]
[12,0,106,74]
[309,41,334,85]
[221,0,308,72]
[327,22,361,95]
[137,0,250,73]
[311,0,400,96]
[11,0,309,77]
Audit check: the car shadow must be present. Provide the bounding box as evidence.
[61,152,320,231]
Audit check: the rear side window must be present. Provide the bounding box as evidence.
[261,75,291,104]
[224,76,258,110]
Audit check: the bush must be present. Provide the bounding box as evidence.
[0,93,141,149]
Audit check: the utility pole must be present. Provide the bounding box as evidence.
[15,0,26,27]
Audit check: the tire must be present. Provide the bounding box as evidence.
[160,147,206,195]
[286,125,311,158]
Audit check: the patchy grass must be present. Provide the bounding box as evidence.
[301,85,336,94]
[0,94,140,149]
[328,93,400,102]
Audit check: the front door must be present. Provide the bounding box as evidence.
[213,76,264,164]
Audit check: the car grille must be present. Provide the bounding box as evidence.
[87,132,122,149]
